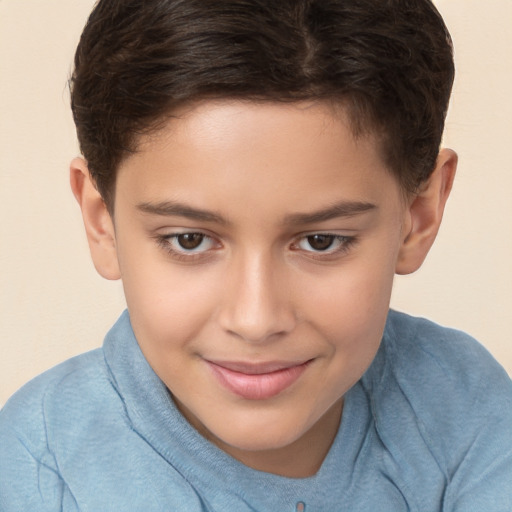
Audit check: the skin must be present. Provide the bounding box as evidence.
[71,100,456,478]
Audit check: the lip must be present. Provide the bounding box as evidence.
[206,359,312,400]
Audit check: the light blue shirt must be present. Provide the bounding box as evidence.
[1,310,511,511]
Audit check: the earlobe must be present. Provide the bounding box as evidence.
[395,148,457,275]
[70,158,121,280]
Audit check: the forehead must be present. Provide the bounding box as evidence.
[115,100,401,220]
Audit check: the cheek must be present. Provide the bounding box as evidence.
[305,260,394,332]
[118,245,222,352]
[298,247,396,372]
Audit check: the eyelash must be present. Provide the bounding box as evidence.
[156,232,220,262]
[291,234,357,260]
[155,232,358,262]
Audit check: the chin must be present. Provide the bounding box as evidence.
[207,412,315,452]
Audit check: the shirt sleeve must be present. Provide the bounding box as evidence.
[0,426,69,511]
[0,387,78,512]
[443,415,512,511]
[381,312,512,510]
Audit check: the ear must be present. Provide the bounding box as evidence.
[70,158,121,280]
[395,148,458,275]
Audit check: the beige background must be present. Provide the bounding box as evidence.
[0,0,511,406]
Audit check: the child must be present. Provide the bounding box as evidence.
[0,0,510,510]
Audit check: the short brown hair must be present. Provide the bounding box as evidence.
[70,0,454,209]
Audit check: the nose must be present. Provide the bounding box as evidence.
[217,251,296,343]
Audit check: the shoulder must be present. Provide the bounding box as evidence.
[0,349,116,509]
[1,348,109,422]
[383,309,512,408]
[0,348,113,450]
[366,310,512,509]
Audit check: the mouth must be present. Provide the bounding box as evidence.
[206,359,312,400]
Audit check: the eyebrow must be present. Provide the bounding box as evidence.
[137,199,377,226]
[137,201,228,224]
[283,200,377,225]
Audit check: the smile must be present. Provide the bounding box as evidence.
[206,360,312,400]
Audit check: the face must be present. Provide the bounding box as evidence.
[110,101,409,475]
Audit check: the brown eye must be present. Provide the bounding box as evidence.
[177,233,205,250]
[158,232,219,259]
[306,234,335,251]
[293,233,356,258]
